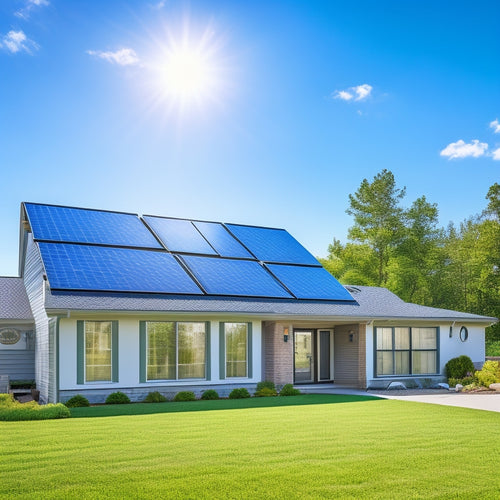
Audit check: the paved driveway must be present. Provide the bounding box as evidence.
[377,392,500,413]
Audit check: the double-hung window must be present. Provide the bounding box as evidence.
[375,327,438,376]
[77,320,118,384]
[143,321,207,381]
[220,322,252,379]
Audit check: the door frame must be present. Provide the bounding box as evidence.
[293,328,334,384]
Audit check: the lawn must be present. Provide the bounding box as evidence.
[1,395,499,499]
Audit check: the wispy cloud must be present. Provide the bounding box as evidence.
[490,119,500,134]
[492,148,500,161]
[14,0,49,20]
[334,84,373,102]
[87,48,140,66]
[440,139,488,160]
[0,30,38,54]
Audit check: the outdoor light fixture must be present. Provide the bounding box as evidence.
[283,327,289,343]
[348,330,355,342]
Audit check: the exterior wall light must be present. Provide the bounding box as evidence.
[283,327,289,343]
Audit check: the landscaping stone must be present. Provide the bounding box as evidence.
[437,383,449,390]
[455,384,463,392]
[489,383,500,392]
[386,381,407,390]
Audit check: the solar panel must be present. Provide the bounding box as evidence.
[193,221,254,259]
[143,216,217,255]
[181,255,292,298]
[225,224,320,266]
[38,243,203,294]
[266,264,355,301]
[24,203,161,249]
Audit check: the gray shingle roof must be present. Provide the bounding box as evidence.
[0,277,34,321]
[44,285,497,323]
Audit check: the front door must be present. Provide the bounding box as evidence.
[294,330,314,383]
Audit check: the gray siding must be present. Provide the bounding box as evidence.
[23,235,52,403]
[0,350,35,380]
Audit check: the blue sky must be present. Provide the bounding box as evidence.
[1,0,499,275]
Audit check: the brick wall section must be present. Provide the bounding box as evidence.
[357,323,367,388]
[334,324,364,387]
[262,322,294,385]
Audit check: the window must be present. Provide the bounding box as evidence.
[77,320,118,384]
[220,322,252,379]
[375,327,438,376]
[145,322,207,381]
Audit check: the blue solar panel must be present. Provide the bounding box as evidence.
[193,221,254,259]
[38,243,203,294]
[266,264,355,301]
[225,224,320,266]
[143,216,217,255]
[181,256,292,298]
[25,203,161,249]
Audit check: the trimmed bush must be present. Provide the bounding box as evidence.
[173,391,196,402]
[9,379,35,389]
[254,387,277,397]
[105,392,131,404]
[65,395,90,408]
[201,389,219,400]
[228,388,251,399]
[0,393,70,421]
[445,355,475,380]
[279,384,301,396]
[143,391,167,403]
[448,376,474,388]
[475,361,500,388]
[256,381,276,392]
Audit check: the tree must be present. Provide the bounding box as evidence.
[346,169,406,285]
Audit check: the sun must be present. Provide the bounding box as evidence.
[148,23,226,113]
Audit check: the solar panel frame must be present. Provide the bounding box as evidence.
[224,223,321,266]
[24,203,162,249]
[192,220,255,259]
[142,216,218,256]
[265,263,355,301]
[38,242,204,295]
[180,255,293,299]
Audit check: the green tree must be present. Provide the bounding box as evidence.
[346,169,406,285]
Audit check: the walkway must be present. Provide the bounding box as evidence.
[297,384,500,413]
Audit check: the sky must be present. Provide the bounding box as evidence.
[0,0,499,276]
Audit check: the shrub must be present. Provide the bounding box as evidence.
[448,376,475,388]
[105,392,131,404]
[9,379,35,389]
[475,361,500,388]
[279,384,301,396]
[143,391,167,403]
[256,381,276,392]
[201,389,219,400]
[445,355,475,380]
[254,387,277,397]
[0,393,70,421]
[65,395,90,408]
[173,391,196,402]
[228,388,251,399]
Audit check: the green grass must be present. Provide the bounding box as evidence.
[1,395,500,499]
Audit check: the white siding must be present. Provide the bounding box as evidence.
[23,235,52,403]
[58,316,262,397]
[365,322,486,388]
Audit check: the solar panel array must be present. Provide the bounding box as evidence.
[24,202,354,301]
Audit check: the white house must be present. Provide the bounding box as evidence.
[0,202,496,403]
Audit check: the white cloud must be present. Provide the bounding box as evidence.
[0,30,38,54]
[490,119,500,134]
[14,0,49,19]
[87,48,140,66]
[334,83,373,102]
[492,148,500,160]
[440,139,488,160]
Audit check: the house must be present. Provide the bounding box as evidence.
[0,202,496,404]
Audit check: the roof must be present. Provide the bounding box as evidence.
[44,285,497,324]
[0,277,34,321]
[22,202,354,302]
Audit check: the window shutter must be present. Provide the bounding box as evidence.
[247,322,253,379]
[219,322,225,380]
[139,321,147,383]
[76,320,84,385]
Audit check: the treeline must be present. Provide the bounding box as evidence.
[320,170,500,353]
